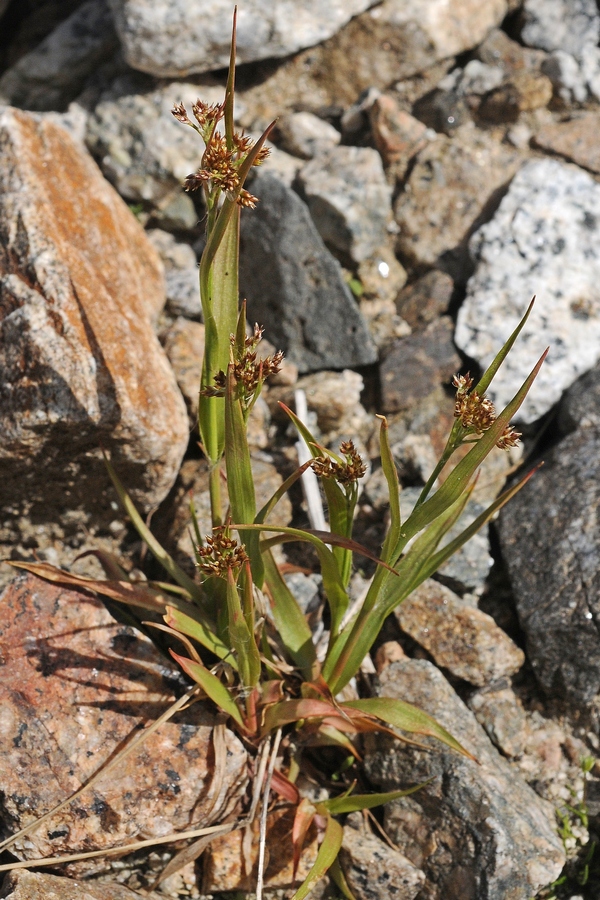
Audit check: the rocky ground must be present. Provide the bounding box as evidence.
[1,0,600,898]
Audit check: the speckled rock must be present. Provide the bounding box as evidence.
[455,158,600,423]
[0,870,159,900]
[534,113,600,175]
[86,81,227,206]
[275,111,340,160]
[380,317,460,414]
[107,0,378,77]
[147,229,200,320]
[340,821,425,900]
[0,107,188,514]
[394,123,521,279]
[364,659,565,900]
[395,270,454,330]
[498,362,600,706]
[0,0,118,112]
[239,172,377,373]
[0,573,247,869]
[542,45,600,104]
[396,579,524,685]
[298,146,393,264]
[521,0,600,56]
[468,683,530,758]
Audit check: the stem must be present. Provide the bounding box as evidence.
[256,728,283,900]
[209,462,223,527]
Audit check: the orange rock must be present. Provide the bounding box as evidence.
[0,107,188,511]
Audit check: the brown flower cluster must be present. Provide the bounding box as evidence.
[206,324,284,399]
[172,100,269,207]
[196,526,248,578]
[312,440,367,485]
[452,373,520,450]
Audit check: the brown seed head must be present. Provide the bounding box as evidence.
[196,526,248,578]
[312,440,366,485]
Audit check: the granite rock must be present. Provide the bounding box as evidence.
[107,0,378,77]
[147,229,200,320]
[340,822,425,900]
[0,107,188,515]
[542,44,600,104]
[521,0,600,56]
[298,146,393,264]
[0,871,159,900]
[275,111,340,160]
[364,659,565,899]
[498,365,600,706]
[468,683,530,758]
[394,123,521,279]
[380,317,460,414]
[0,0,118,112]
[0,573,247,868]
[396,579,524,685]
[534,113,600,175]
[239,173,377,373]
[455,158,600,423]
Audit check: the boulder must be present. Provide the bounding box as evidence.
[521,0,600,56]
[0,107,189,518]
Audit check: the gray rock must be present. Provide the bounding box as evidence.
[396,270,454,331]
[364,659,565,899]
[455,158,600,424]
[542,45,600,104]
[0,0,9,19]
[498,366,600,706]
[380,317,460,414]
[162,317,204,421]
[394,123,522,280]
[0,870,157,899]
[239,173,377,373]
[298,146,393,264]
[468,684,530,758]
[340,822,425,900]
[107,0,378,77]
[86,81,229,205]
[396,579,524,685]
[147,229,200,319]
[0,0,118,112]
[521,0,600,56]
[276,111,340,160]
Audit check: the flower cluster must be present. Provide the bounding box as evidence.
[205,324,284,400]
[452,373,520,450]
[196,526,249,578]
[172,100,269,208]
[311,441,367,485]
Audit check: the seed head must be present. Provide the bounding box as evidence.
[452,372,520,450]
[196,526,248,578]
[312,440,366,485]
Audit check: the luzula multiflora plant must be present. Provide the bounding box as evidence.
[11,11,547,897]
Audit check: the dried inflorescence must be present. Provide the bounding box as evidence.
[172,100,269,207]
[312,440,367,485]
[205,324,284,401]
[196,526,249,578]
[452,373,520,449]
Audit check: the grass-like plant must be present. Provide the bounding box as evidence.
[8,11,547,897]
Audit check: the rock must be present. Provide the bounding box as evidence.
[359,297,411,354]
[269,369,372,444]
[298,146,393,264]
[521,0,600,56]
[364,659,565,899]
[368,94,429,180]
[107,0,378,77]
[396,579,524,685]
[239,172,377,373]
[498,367,600,706]
[468,683,530,758]
[0,573,247,868]
[357,245,408,304]
[201,806,318,892]
[476,27,547,74]
[86,81,228,206]
[434,499,495,595]
[0,107,188,516]
[162,317,204,420]
[276,111,340,160]
[394,124,522,279]
[455,158,600,423]
[0,0,118,112]
[478,70,553,123]
[534,113,600,175]
[395,270,454,330]
[380,317,460,414]
[0,870,158,899]
[340,822,425,900]
[147,229,200,320]
[541,46,600,104]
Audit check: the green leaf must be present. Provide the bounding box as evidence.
[291,814,343,900]
[261,698,340,735]
[164,606,237,670]
[342,698,475,759]
[225,568,260,689]
[262,549,317,679]
[378,415,401,565]
[254,461,312,525]
[323,783,427,816]
[170,652,245,730]
[475,296,535,396]
[329,858,357,900]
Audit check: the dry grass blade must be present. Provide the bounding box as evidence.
[256,728,283,900]
[0,686,200,854]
